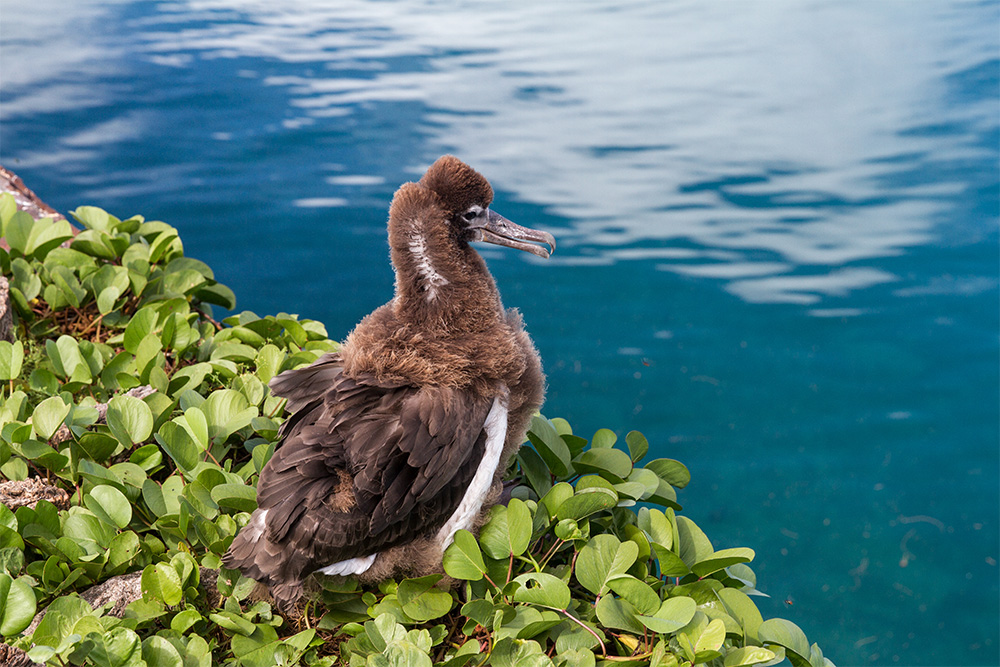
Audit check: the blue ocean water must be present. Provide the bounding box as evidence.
[1,1,997,664]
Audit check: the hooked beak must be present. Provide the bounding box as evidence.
[471,209,556,259]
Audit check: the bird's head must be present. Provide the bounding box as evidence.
[387,157,555,313]
[418,155,555,259]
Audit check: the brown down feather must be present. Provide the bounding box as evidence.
[222,156,547,612]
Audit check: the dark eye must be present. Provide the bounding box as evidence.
[462,210,479,222]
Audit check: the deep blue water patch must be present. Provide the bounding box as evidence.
[2,2,997,664]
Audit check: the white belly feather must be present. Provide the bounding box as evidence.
[317,395,508,576]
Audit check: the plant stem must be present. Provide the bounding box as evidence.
[542,605,607,658]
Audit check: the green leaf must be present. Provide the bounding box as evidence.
[637,507,673,549]
[209,610,256,636]
[84,485,132,529]
[556,488,617,521]
[624,431,649,462]
[572,448,633,480]
[71,229,118,259]
[540,482,573,520]
[194,282,236,310]
[210,483,257,513]
[724,646,777,667]
[134,332,163,380]
[527,415,571,478]
[155,421,201,473]
[594,595,644,634]
[108,531,141,572]
[0,341,24,380]
[170,608,202,634]
[161,268,208,296]
[512,572,571,609]
[480,499,532,559]
[591,429,617,448]
[87,627,143,667]
[141,563,182,606]
[636,596,696,635]
[676,516,714,567]
[201,389,257,441]
[71,205,116,231]
[575,535,637,596]
[626,468,660,500]
[442,529,486,581]
[758,618,811,661]
[48,334,91,382]
[141,634,184,667]
[517,446,552,496]
[717,588,764,642]
[106,394,154,447]
[31,395,71,440]
[695,618,726,652]
[397,575,453,622]
[606,575,659,615]
[490,637,552,667]
[0,573,36,636]
[25,217,74,259]
[645,458,691,489]
[28,594,92,648]
[691,547,755,578]
[123,307,158,354]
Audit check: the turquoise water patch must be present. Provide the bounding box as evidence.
[2,2,997,664]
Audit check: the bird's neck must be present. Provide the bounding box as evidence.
[389,236,505,334]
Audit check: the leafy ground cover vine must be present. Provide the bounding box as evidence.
[0,194,834,666]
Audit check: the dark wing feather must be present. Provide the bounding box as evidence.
[224,354,493,601]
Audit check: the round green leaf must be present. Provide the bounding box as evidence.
[210,483,257,513]
[0,340,24,381]
[141,634,184,667]
[591,428,617,448]
[595,594,644,634]
[0,573,36,636]
[480,499,533,559]
[31,396,71,441]
[442,530,486,581]
[527,416,571,478]
[106,394,154,447]
[758,618,811,660]
[724,646,777,667]
[170,609,202,634]
[637,596,697,635]
[573,448,633,480]
[575,535,637,597]
[512,572,571,610]
[108,531,141,572]
[142,563,182,606]
[85,485,132,529]
[397,575,454,622]
[676,516,714,567]
[645,458,691,489]
[607,574,660,615]
[624,431,649,462]
[717,588,764,642]
[87,627,142,667]
[692,547,755,578]
[540,482,573,519]
[124,308,158,354]
[556,488,617,521]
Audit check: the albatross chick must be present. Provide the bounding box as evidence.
[223,156,554,610]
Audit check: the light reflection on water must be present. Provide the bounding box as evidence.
[6,0,995,307]
[1,1,998,665]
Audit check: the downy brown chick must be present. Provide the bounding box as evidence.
[223,156,554,610]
